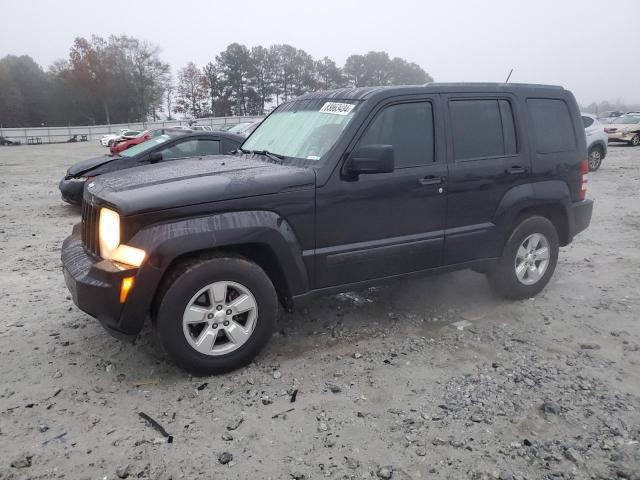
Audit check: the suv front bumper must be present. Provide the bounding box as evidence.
[61,224,141,341]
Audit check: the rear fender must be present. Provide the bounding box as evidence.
[493,181,572,250]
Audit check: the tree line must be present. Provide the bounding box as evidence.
[0,35,432,127]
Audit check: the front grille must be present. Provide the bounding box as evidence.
[81,201,100,256]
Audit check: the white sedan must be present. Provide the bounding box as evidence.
[99,129,141,147]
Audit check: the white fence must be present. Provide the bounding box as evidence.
[0,116,263,145]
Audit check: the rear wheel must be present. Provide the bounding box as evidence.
[629,134,640,147]
[156,256,277,375]
[588,146,603,171]
[488,216,559,300]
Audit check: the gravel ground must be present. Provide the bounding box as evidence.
[0,142,639,480]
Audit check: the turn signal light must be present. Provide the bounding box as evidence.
[120,276,134,303]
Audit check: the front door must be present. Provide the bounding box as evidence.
[314,96,448,288]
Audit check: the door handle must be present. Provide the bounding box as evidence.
[506,166,526,175]
[418,175,444,186]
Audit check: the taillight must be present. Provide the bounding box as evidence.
[579,160,588,200]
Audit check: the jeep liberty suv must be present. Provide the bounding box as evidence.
[61,83,593,375]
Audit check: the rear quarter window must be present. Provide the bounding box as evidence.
[528,99,576,154]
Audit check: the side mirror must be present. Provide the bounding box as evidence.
[149,152,163,163]
[346,144,394,176]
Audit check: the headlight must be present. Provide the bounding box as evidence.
[98,207,146,267]
[99,208,120,259]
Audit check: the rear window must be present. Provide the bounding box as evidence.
[528,99,576,154]
[449,99,517,160]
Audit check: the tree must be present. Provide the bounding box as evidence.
[315,57,345,90]
[165,80,174,120]
[0,55,52,127]
[174,62,209,118]
[216,43,254,115]
[343,54,367,87]
[248,46,274,115]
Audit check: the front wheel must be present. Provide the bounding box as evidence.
[488,216,559,300]
[156,256,278,375]
[629,134,640,147]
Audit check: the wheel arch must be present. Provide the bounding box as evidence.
[493,181,572,251]
[119,211,309,332]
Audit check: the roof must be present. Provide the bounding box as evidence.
[292,82,566,103]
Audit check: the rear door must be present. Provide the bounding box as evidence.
[443,95,529,264]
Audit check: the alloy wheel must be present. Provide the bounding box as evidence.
[514,233,550,285]
[182,281,258,356]
[588,149,602,170]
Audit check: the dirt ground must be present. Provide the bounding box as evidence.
[0,142,639,480]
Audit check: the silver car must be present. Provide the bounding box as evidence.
[582,113,608,171]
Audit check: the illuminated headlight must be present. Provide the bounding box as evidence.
[67,176,87,182]
[98,208,146,267]
[99,208,120,258]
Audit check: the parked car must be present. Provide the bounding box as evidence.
[110,128,191,154]
[59,132,243,205]
[581,113,608,171]
[62,83,592,374]
[100,129,140,147]
[597,111,624,124]
[604,112,640,146]
[227,120,261,137]
[192,125,213,132]
[0,136,21,146]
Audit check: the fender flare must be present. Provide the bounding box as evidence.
[118,210,309,333]
[492,181,573,248]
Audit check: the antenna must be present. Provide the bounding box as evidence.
[505,68,514,83]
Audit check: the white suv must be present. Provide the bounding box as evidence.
[582,113,608,171]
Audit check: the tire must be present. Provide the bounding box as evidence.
[488,216,559,300]
[629,134,640,147]
[587,146,603,171]
[156,255,278,375]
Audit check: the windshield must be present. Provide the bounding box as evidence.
[613,114,640,124]
[242,99,359,161]
[120,134,171,157]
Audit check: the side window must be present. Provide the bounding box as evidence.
[499,100,517,155]
[582,116,594,128]
[196,139,220,156]
[357,102,434,168]
[527,99,576,154]
[450,99,516,160]
[161,139,199,160]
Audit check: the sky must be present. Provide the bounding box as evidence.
[1,0,638,106]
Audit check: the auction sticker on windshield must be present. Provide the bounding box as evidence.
[319,102,355,116]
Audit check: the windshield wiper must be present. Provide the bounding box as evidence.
[248,149,285,160]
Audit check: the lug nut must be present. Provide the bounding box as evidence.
[226,309,232,315]
[223,321,229,326]
[216,305,223,311]
[212,323,218,329]
[207,313,214,319]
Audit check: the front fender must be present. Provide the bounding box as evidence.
[118,210,309,333]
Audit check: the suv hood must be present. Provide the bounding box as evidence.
[86,155,316,216]
[68,154,118,176]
